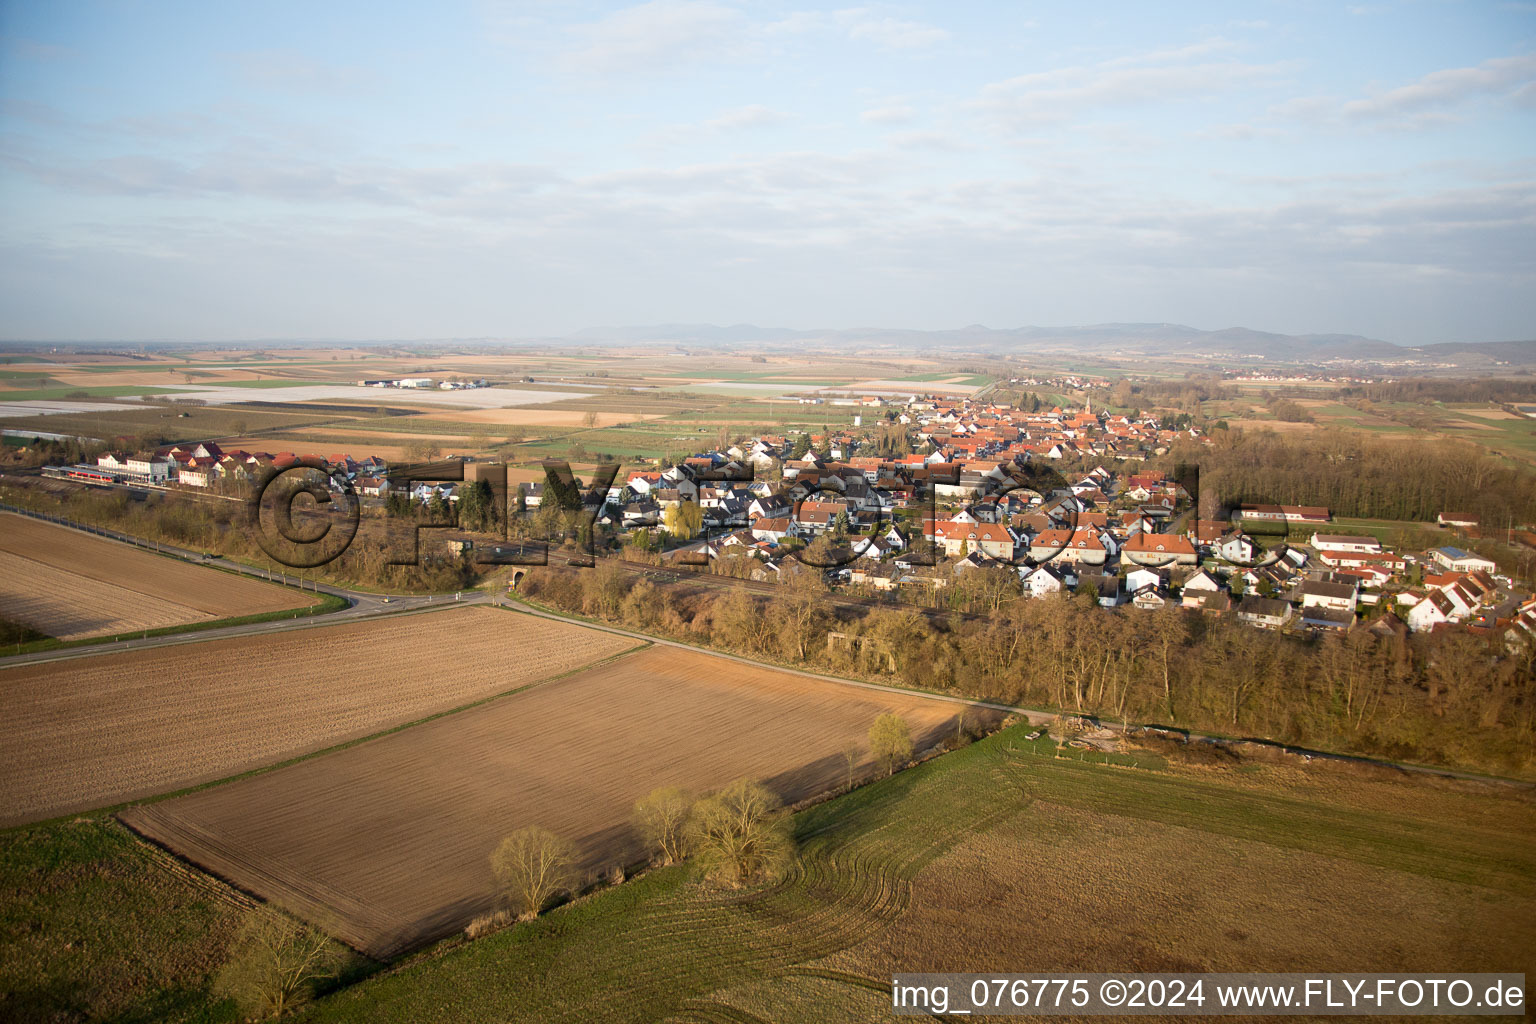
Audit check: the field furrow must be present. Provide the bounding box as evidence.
[1,606,635,825]
[121,644,979,958]
[0,511,315,639]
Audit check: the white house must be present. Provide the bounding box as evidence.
[1297,579,1358,613]
[1125,566,1168,594]
[1019,565,1067,598]
[1431,546,1497,574]
[1407,590,1457,632]
[1310,534,1381,555]
[1217,533,1259,564]
[1236,595,1291,630]
[1182,568,1227,593]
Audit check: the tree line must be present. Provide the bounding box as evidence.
[1160,429,1536,526]
[518,563,1536,778]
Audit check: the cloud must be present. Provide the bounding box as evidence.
[1263,53,1536,132]
[759,7,949,50]
[861,104,915,124]
[703,105,788,131]
[886,131,968,151]
[556,1,748,74]
[0,141,561,208]
[976,44,1288,128]
[839,10,949,50]
[642,105,789,147]
[1340,53,1536,121]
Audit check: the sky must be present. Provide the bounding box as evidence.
[0,1,1533,346]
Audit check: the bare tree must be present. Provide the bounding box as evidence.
[491,827,576,919]
[582,410,599,427]
[634,786,693,865]
[688,779,794,886]
[215,908,342,1019]
[868,712,913,775]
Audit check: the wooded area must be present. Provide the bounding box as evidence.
[519,564,1536,778]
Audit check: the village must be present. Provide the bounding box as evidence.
[50,391,1535,648]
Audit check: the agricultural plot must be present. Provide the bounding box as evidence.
[0,513,314,640]
[0,403,336,440]
[299,729,1536,1024]
[0,606,635,825]
[0,550,224,640]
[122,643,976,958]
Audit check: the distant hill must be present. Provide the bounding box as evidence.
[568,322,1536,368]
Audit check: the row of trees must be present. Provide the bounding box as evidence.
[518,565,1536,777]
[490,778,795,926]
[490,712,917,924]
[1340,378,1536,406]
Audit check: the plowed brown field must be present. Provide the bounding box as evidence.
[122,643,978,958]
[0,606,635,825]
[0,513,314,639]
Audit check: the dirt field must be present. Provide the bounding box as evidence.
[0,513,314,640]
[440,408,663,427]
[1224,418,1318,433]
[0,606,635,825]
[122,643,976,957]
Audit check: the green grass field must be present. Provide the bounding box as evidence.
[0,405,356,443]
[0,385,184,402]
[1326,516,1448,547]
[0,818,248,1023]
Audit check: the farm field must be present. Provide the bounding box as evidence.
[121,643,974,958]
[0,606,635,825]
[291,726,1536,1024]
[0,512,315,640]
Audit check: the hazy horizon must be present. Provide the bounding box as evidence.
[2,1,1533,345]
